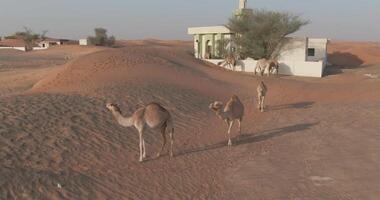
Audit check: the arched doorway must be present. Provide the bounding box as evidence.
[205,40,212,59]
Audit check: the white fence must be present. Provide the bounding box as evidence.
[205,59,325,78]
[0,46,49,51]
[32,47,48,51]
[0,47,26,51]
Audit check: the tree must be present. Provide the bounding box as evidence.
[216,38,230,59]
[88,28,116,47]
[227,9,309,59]
[16,27,41,51]
[41,30,48,40]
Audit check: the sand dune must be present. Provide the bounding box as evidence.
[1,41,380,199]
[328,41,380,67]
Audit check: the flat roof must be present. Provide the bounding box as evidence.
[188,26,233,35]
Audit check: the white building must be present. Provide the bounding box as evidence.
[38,38,69,48]
[187,0,329,78]
[79,39,89,46]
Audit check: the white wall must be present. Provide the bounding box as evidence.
[188,26,232,35]
[307,38,328,62]
[79,39,88,46]
[0,47,26,51]
[33,47,48,51]
[278,38,307,62]
[205,58,324,78]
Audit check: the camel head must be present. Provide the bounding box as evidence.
[209,101,224,112]
[106,103,122,113]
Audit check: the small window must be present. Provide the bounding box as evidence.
[308,48,315,57]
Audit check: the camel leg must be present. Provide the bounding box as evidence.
[138,130,144,162]
[238,118,242,136]
[169,128,174,157]
[261,96,266,112]
[142,138,146,159]
[227,120,234,147]
[257,95,261,109]
[156,125,167,158]
[224,119,229,126]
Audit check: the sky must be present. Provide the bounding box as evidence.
[0,0,379,41]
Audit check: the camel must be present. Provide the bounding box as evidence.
[254,58,279,76]
[106,102,174,162]
[268,60,279,76]
[209,95,244,146]
[257,81,268,112]
[254,58,269,76]
[218,54,237,71]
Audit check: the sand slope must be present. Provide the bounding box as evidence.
[1,41,380,199]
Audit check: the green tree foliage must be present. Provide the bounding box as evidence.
[13,27,42,51]
[216,38,230,59]
[88,28,116,47]
[227,9,309,59]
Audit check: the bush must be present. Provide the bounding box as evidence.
[88,28,116,47]
[227,9,309,59]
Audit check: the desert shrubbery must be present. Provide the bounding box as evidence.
[87,28,116,47]
[227,9,308,59]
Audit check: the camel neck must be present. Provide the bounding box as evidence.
[112,110,134,127]
[216,109,228,120]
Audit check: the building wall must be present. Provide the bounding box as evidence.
[192,33,234,59]
[201,34,214,58]
[38,42,50,48]
[205,58,325,78]
[33,47,48,51]
[79,39,88,46]
[278,38,307,62]
[193,35,201,58]
[0,47,26,51]
[307,38,328,62]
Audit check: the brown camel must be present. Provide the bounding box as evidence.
[106,102,174,162]
[257,81,268,112]
[218,54,237,70]
[268,60,279,76]
[255,58,279,76]
[209,95,244,146]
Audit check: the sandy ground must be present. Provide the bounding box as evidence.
[0,40,380,199]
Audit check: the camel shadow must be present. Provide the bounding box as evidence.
[267,101,315,111]
[177,122,319,157]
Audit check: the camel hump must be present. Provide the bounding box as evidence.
[147,102,168,112]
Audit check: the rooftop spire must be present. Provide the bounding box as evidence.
[239,0,247,9]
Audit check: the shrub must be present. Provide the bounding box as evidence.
[227,9,309,59]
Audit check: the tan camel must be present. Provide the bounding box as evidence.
[218,54,237,70]
[209,95,244,146]
[254,58,269,76]
[254,59,279,76]
[106,102,174,162]
[257,81,268,112]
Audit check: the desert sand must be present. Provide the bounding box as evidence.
[1,40,380,199]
